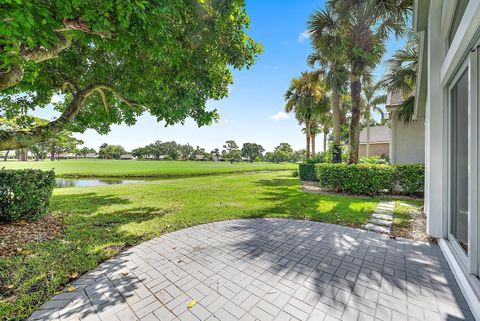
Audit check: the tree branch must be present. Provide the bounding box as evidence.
[57,18,115,38]
[96,88,109,113]
[1,18,113,92]
[0,84,140,150]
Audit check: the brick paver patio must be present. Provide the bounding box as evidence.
[29,219,474,321]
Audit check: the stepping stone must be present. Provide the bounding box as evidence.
[364,223,390,234]
[369,218,392,227]
[371,213,393,220]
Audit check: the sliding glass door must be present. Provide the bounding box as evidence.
[449,67,469,258]
[448,39,479,277]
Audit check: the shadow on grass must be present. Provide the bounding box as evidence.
[249,178,377,227]
[2,192,171,321]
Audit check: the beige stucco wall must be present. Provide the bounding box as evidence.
[359,143,389,158]
[390,116,425,164]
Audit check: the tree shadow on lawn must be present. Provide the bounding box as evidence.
[250,178,378,227]
[1,193,172,321]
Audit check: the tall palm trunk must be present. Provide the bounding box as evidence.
[305,121,311,158]
[366,109,371,157]
[332,89,342,163]
[323,127,328,152]
[3,150,9,161]
[348,67,362,164]
[311,133,316,155]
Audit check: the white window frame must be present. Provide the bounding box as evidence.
[446,38,480,276]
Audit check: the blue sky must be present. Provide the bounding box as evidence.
[47,0,405,152]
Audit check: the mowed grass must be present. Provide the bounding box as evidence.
[1,159,297,178]
[0,172,379,320]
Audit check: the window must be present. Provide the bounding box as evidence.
[448,0,469,47]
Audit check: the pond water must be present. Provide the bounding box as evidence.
[55,178,147,188]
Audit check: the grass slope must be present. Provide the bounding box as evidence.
[0,159,297,178]
[0,172,378,320]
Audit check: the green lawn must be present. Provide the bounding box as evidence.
[0,172,379,320]
[0,159,297,178]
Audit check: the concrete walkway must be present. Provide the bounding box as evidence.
[29,219,473,321]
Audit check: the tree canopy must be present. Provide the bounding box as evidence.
[0,0,262,150]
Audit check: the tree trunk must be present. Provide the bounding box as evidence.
[20,148,28,161]
[366,110,371,157]
[348,69,362,164]
[311,134,316,156]
[305,121,311,158]
[332,89,342,163]
[3,150,9,161]
[50,143,56,161]
[323,128,328,152]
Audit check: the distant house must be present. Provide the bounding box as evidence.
[85,153,98,158]
[359,125,390,158]
[120,154,134,160]
[386,91,425,164]
[58,152,76,159]
[194,155,206,161]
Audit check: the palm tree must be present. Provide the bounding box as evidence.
[362,84,387,157]
[308,7,349,163]
[328,0,412,163]
[318,111,333,152]
[285,72,328,158]
[379,32,418,124]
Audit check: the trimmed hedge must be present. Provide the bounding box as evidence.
[395,164,424,195]
[0,169,56,222]
[299,163,424,196]
[299,163,316,181]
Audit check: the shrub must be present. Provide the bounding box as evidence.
[298,164,317,181]
[0,169,56,222]
[300,163,425,196]
[292,169,299,177]
[305,152,327,164]
[395,164,424,195]
[359,155,389,164]
[316,163,395,195]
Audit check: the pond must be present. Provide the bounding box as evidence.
[55,178,147,188]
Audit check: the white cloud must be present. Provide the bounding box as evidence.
[271,111,289,121]
[297,30,310,43]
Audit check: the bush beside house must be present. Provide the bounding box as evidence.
[0,169,56,222]
[299,163,424,196]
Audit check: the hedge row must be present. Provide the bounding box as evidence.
[299,163,424,196]
[299,164,316,181]
[0,169,56,222]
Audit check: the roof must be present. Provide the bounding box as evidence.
[386,90,416,109]
[386,91,404,107]
[120,154,133,158]
[359,126,390,144]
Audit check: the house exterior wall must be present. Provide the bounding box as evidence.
[390,116,425,164]
[358,143,389,158]
[417,0,480,319]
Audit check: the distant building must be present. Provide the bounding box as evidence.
[359,125,390,158]
[386,91,425,164]
[85,153,98,158]
[120,154,134,160]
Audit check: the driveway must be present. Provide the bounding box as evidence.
[28,219,474,321]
